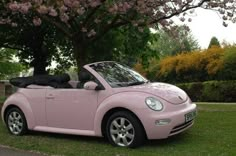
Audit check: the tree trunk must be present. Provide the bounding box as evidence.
[72,40,88,73]
[24,28,49,76]
[33,59,48,76]
[32,45,49,76]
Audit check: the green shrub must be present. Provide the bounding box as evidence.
[177,80,236,102]
[201,81,223,102]
[218,47,236,80]
[177,82,203,102]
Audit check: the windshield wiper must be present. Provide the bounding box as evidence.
[127,81,146,86]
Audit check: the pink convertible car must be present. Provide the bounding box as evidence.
[1,61,196,147]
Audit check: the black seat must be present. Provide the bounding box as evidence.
[77,71,91,89]
[53,73,73,88]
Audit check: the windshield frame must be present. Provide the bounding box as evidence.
[89,62,148,88]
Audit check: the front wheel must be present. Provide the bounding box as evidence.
[6,107,28,135]
[106,111,145,148]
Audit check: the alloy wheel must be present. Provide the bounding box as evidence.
[109,117,135,147]
[7,111,24,135]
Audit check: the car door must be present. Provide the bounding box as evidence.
[45,88,98,130]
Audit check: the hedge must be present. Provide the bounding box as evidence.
[177,80,236,102]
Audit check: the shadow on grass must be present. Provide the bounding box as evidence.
[28,130,107,143]
[145,133,189,146]
[26,129,189,147]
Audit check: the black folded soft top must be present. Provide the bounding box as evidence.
[10,74,72,88]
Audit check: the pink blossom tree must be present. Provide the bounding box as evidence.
[1,0,236,70]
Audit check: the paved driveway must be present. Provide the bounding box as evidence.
[0,146,46,156]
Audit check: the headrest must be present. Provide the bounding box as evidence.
[79,71,91,82]
[55,73,71,83]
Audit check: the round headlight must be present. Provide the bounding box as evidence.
[145,97,163,111]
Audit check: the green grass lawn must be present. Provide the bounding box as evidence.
[0,104,236,156]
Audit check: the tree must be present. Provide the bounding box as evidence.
[220,46,236,80]
[87,26,155,66]
[208,36,221,49]
[0,2,155,75]
[0,48,24,79]
[0,11,76,75]
[0,0,235,72]
[0,2,75,75]
[151,25,199,57]
[0,20,54,75]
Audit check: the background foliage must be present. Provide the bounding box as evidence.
[135,45,236,83]
[208,36,221,49]
[0,48,25,79]
[151,25,200,57]
[219,46,236,80]
[1,0,235,73]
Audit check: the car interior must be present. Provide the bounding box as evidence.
[77,70,92,89]
[9,66,105,90]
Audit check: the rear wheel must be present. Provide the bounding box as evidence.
[6,107,28,135]
[106,111,145,148]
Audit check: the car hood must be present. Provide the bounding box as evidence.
[116,82,188,105]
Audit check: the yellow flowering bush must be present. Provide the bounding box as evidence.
[157,46,225,82]
[134,46,236,83]
[133,62,147,77]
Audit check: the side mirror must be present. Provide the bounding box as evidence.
[84,81,98,90]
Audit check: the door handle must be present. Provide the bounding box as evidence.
[46,94,55,99]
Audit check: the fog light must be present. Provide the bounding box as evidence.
[155,119,171,126]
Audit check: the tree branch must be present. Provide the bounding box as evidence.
[39,15,73,38]
[149,0,210,25]
[89,0,210,42]
[0,43,25,51]
[84,0,107,24]
[91,16,128,42]
[83,7,100,26]
[72,0,108,37]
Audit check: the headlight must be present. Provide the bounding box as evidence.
[145,97,163,111]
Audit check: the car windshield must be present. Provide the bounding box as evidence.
[90,62,148,88]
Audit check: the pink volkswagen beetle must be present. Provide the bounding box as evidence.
[1,61,196,147]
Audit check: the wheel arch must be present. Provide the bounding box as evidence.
[3,104,22,123]
[4,105,28,135]
[94,92,151,137]
[100,107,147,139]
[2,93,36,129]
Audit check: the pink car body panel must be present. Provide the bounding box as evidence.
[1,61,197,140]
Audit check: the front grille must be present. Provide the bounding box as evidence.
[170,120,194,135]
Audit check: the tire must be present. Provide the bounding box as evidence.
[106,111,145,148]
[5,107,28,136]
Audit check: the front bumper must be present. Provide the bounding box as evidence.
[135,101,197,140]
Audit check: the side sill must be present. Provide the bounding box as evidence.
[33,126,97,137]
